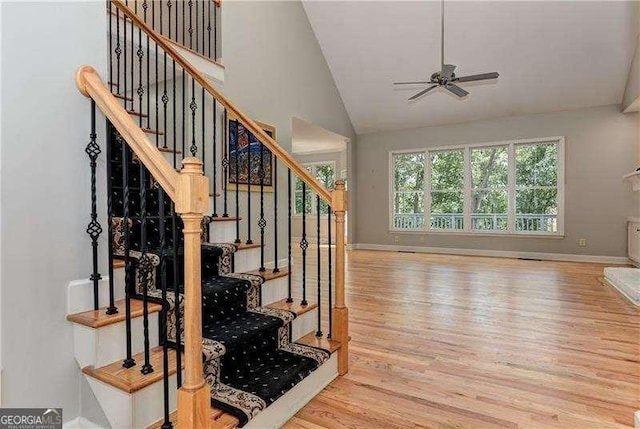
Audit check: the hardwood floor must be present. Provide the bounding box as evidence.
[284,250,640,429]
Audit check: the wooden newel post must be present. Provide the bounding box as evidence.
[331,180,349,375]
[175,157,210,429]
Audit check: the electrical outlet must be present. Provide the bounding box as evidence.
[578,238,587,247]
[393,235,400,243]
[418,236,425,244]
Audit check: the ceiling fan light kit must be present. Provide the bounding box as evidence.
[394,0,499,101]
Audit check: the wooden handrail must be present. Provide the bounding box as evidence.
[111,0,333,205]
[75,65,179,201]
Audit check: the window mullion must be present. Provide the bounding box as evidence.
[463,147,472,231]
[507,143,516,232]
[424,150,431,231]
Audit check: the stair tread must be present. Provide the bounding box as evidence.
[67,298,162,328]
[244,268,289,282]
[113,259,125,269]
[157,146,181,154]
[147,407,238,429]
[296,331,341,353]
[266,299,317,316]
[209,192,222,197]
[82,346,182,394]
[113,93,133,102]
[210,215,240,222]
[143,128,165,136]
[127,109,148,118]
[236,242,262,250]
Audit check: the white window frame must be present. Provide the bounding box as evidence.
[389,137,565,237]
[294,161,336,216]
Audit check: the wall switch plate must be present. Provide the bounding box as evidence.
[418,236,425,244]
[393,235,400,243]
[578,238,587,247]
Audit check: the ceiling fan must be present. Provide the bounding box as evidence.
[394,0,499,101]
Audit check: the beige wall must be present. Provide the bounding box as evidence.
[354,104,639,257]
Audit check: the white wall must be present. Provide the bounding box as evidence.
[355,105,639,257]
[1,1,107,423]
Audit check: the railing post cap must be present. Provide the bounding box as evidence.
[181,157,204,175]
[75,65,100,98]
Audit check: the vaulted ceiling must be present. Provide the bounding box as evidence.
[302,1,639,134]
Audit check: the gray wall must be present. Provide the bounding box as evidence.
[355,105,639,257]
[623,36,640,112]
[220,1,357,241]
[1,1,108,423]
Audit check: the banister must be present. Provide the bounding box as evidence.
[75,65,179,201]
[111,0,333,205]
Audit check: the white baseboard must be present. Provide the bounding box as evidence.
[635,410,639,429]
[351,243,630,265]
[63,417,105,429]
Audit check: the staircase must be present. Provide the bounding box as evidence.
[67,1,349,428]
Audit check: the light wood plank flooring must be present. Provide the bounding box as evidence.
[284,250,639,429]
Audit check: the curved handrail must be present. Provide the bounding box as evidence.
[76,65,179,201]
[111,0,333,204]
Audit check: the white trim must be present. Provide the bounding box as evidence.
[351,243,630,265]
[63,417,105,429]
[387,229,565,239]
[389,136,565,236]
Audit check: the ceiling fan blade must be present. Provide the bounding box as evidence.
[454,72,499,82]
[394,81,431,85]
[408,85,438,101]
[445,84,469,97]
[441,64,456,79]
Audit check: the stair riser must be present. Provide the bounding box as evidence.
[67,270,125,315]
[233,247,261,273]
[261,277,289,306]
[244,353,338,429]
[209,219,237,243]
[73,315,159,368]
[86,370,181,429]
[291,309,318,342]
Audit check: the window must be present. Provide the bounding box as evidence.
[389,137,564,235]
[391,152,425,229]
[295,162,335,215]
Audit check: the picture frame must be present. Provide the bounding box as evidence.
[227,113,275,192]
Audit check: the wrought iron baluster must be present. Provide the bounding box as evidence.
[86,101,103,311]
[158,185,172,429]
[130,0,135,113]
[287,169,293,303]
[105,123,118,315]
[246,128,253,245]
[139,166,154,375]
[188,0,193,49]
[300,182,308,306]
[234,119,241,244]
[171,205,182,388]
[201,87,206,173]
[136,15,144,130]
[121,135,136,369]
[222,109,229,217]
[273,159,279,273]
[316,195,322,337]
[212,100,218,217]
[108,1,113,94]
[327,206,332,338]
[213,0,218,60]
[146,0,151,131]
[190,77,197,156]
[207,0,212,59]
[258,142,265,271]
[115,4,121,95]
